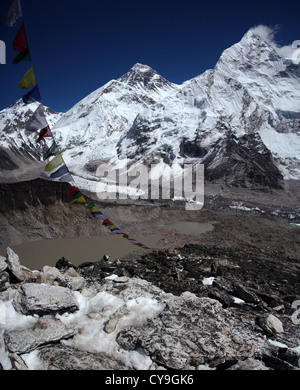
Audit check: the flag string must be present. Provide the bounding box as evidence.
[6,0,158,254]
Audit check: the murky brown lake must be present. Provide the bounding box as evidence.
[0,222,213,270]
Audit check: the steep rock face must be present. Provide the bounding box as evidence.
[202,132,284,188]
[0,179,104,248]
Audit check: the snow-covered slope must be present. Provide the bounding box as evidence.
[1,27,299,191]
[0,100,62,181]
[52,63,179,171]
[119,29,300,185]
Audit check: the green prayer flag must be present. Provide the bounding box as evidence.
[13,49,30,64]
[43,141,59,161]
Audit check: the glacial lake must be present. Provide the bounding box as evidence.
[1,222,213,270]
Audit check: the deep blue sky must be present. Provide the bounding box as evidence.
[0,0,299,113]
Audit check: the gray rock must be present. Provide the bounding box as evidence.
[41,266,85,291]
[37,344,129,370]
[227,358,270,370]
[258,314,284,335]
[16,283,79,315]
[0,256,7,273]
[117,292,266,369]
[104,306,130,333]
[6,248,36,283]
[113,276,129,284]
[0,272,9,292]
[4,317,77,354]
[234,282,261,304]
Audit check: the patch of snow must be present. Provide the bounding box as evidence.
[202,277,215,286]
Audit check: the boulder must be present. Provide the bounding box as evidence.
[117,292,266,369]
[4,317,77,354]
[37,344,129,370]
[0,272,9,292]
[14,283,79,315]
[40,266,85,291]
[227,358,270,370]
[258,314,284,335]
[0,256,7,273]
[5,248,37,283]
[234,282,261,304]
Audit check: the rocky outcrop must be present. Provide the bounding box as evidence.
[0,247,299,370]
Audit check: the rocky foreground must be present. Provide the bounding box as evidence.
[0,243,300,371]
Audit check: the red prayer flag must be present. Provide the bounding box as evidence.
[12,21,27,52]
[102,218,111,226]
[67,186,80,196]
[37,126,52,143]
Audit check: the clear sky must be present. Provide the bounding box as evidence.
[0,0,299,113]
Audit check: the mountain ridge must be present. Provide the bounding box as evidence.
[0,27,299,195]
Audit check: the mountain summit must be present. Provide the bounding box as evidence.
[0,27,299,191]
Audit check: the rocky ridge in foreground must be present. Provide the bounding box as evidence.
[0,246,300,370]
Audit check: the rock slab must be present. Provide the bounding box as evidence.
[5,318,77,354]
[16,283,79,315]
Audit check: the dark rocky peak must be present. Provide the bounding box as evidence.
[118,63,174,91]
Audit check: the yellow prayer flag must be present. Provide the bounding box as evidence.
[89,206,100,212]
[71,195,86,204]
[107,225,118,230]
[18,66,37,89]
[44,153,65,173]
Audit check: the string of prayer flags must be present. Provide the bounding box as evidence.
[12,21,27,52]
[6,0,158,254]
[44,153,64,173]
[43,141,59,160]
[18,66,37,89]
[26,104,48,132]
[6,0,22,28]
[23,85,41,104]
[37,126,52,143]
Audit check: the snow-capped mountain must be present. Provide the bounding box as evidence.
[0,27,299,191]
[52,63,179,171]
[118,29,300,186]
[0,99,62,181]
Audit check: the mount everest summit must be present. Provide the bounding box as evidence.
[0,27,300,194]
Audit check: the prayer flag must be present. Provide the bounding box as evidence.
[89,206,100,212]
[102,219,111,226]
[59,173,74,184]
[12,22,27,52]
[37,126,52,142]
[18,66,37,90]
[110,228,121,233]
[13,49,30,64]
[71,195,86,204]
[105,222,114,227]
[67,186,80,196]
[23,85,41,104]
[91,212,105,219]
[26,104,48,132]
[43,141,59,160]
[6,0,22,27]
[50,165,70,179]
[44,153,64,173]
[107,224,118,229]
